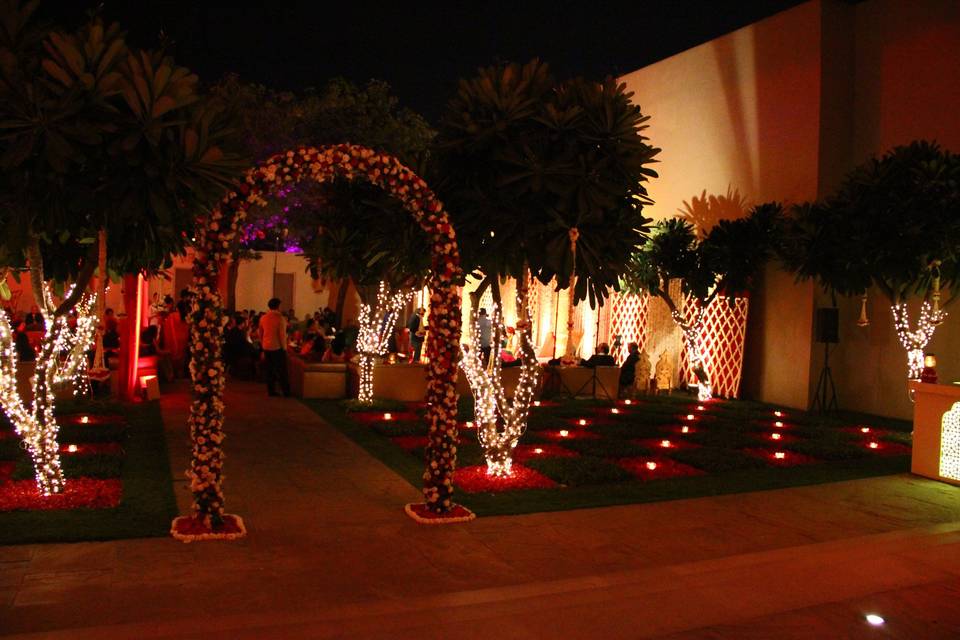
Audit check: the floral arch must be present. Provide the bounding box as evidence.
[172,144,465,540]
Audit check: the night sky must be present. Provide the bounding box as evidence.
[40,0,805,121]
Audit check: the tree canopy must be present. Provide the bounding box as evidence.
[433,59,660,306]
[0,0,245,300]
[622,203,783,309]
[782,140,960,305]
[214,75,436,298]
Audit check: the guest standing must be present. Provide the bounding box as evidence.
[259,298,290,397]
[407,307,426,363]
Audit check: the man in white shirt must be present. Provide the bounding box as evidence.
[258,298,290,397]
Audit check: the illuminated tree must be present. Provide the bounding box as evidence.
[622,204,781,400]
[783,141,960,379]
[0,2,242,494]
[435,59,659,474]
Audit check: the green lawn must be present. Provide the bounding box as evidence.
[305,393,912,517]
[0,399,177,545]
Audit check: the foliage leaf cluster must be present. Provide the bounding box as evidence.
[622,203,782,308]
[0,0,246,287]
[214,75,437,298]
[781,140,960,305]
[434,59,660,306]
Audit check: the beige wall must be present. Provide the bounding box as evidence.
[619,1,823,408]
[234,251,332,316]
[618,0,960,416]
[153,250,349,319]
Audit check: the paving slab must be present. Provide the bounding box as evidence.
[1,381,959,638]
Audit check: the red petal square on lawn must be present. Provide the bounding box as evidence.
[0,478,121,511]
[454,464,557,493]
[742,448,820,466]
[635,438,701,451]
[617,457,705,480]
[569,416,611,427]
[390,435,430,451]
[350,411,420,424]
[752,432,801,445]
[58,414,127,427]
[513,443,579,462]
[840,426,888,438]
[540,429,601,442]
[862,441,911,455]
[60,442,124,456]
[530,400,558,408]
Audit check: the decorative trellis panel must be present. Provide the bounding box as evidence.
[677,294,749,399]
[608,292,649,362]
[526,275,541,346]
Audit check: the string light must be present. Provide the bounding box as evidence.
[578,418,588,426]
[892,301,945,379]
[80,415,90,424]
[660,439,672,448]
[774,421,784,428]
[356,282,412,404]
[559,429,569,437]
[681,426,690,434]
[611,408,620,415]
[646,461,657,470]
[685,414,694,421]
[671,308,712,401]
[533,447,543,454]
[624,399,632,405]
[774,451,786,460]
[868,441,879,449]
[459,288,540,477]
[771,433,782,440]
[0,285,98,495]
[383,412,392,421]
[533,400,541,407]
[774,410,783,418]
[67,444,78,453]
[860,427,870,433]
[696,405,705,411]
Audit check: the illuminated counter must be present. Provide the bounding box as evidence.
[910,381,960,486]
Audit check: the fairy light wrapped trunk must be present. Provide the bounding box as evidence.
[0,281,98,496]
[356,283,412,405]
[460,274,539,477]
[180,144,464,530]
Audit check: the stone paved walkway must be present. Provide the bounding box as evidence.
[2,381,960,638]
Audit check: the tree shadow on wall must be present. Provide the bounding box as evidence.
[678,187,749,238]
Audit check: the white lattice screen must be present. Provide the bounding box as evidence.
[676,294,749,399]
[608,292,649,362]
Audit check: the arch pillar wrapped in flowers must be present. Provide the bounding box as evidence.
[171,144,466,541]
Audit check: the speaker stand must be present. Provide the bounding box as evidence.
[811,341,839,414]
